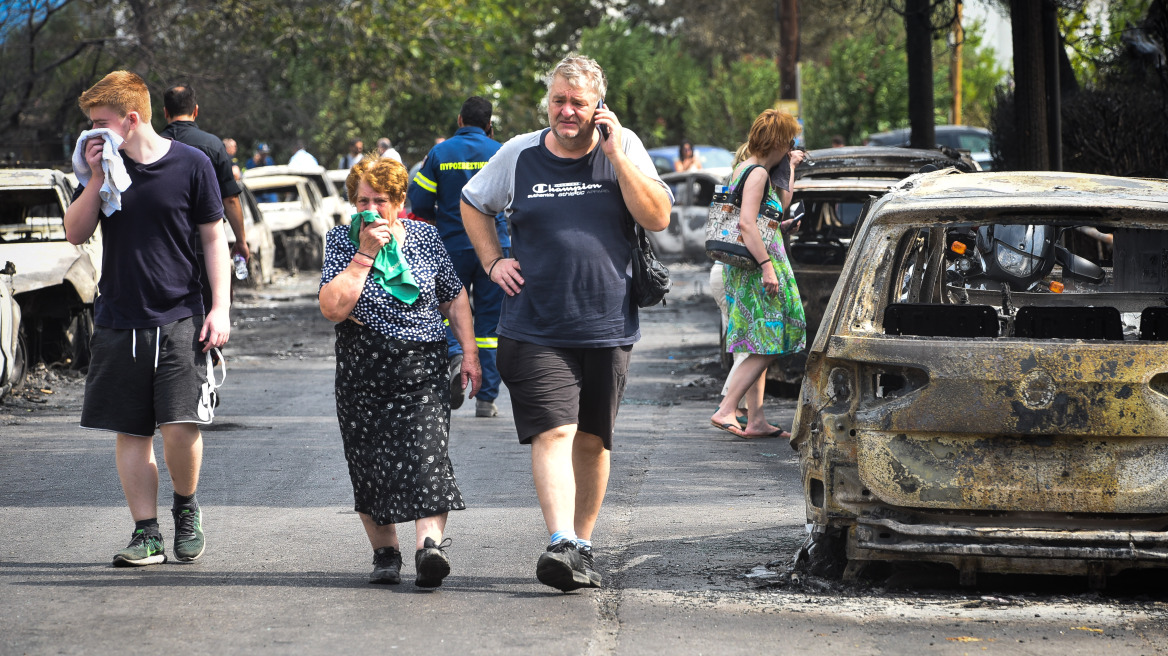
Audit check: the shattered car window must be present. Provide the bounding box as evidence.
[0,188,66,242]
[874,218,1168,341]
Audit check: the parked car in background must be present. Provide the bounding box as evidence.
[241,174,332,272]
[0,168,100,368]
[244,164,345,226]
[656,167,732,260]
[866,125,993,170]
[794,169,1168,588]
[229,185,276,286]
[0,261,25,398]
[647,145,735,176]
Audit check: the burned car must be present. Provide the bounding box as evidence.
[241,174,332,271]
[658,167,731,259]
[228,185,276,287]
[0,168,100,367]
[243,164,346,226]
[793,170,1168,588]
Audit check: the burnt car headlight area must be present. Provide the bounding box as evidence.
[794,204,1168,588]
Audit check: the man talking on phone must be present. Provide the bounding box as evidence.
[460,55,672,592]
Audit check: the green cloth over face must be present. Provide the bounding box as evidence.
[348,210,420,305]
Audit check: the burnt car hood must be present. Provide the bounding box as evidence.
[795,146,974,179]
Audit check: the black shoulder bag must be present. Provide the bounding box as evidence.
[625,213,671,308]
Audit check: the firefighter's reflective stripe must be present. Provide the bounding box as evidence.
[413,172,437,193]
[475,337,498,349]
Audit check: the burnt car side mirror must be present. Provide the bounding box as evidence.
[1054,245,1105,284]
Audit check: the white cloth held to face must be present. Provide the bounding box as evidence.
[72,128,132,216]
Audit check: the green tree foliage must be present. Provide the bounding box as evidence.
[1,0,1008,165]
[577,19,782,150]
[1061,0,1153,85]
[802,29,909,149]
[801,17,1005,149]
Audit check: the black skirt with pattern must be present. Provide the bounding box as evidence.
[333,320,465,525]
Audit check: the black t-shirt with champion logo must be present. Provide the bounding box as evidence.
[461,129,672,348]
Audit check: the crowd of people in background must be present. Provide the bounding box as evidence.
[65,54,809,596]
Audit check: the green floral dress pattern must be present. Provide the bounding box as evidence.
[722,167,807,356]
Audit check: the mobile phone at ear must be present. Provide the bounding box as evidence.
[596,99,610,140]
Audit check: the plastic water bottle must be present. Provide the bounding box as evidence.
[233,254,248,280]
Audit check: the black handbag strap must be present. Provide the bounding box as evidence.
[728,163,772,207]
[622,208,650,250]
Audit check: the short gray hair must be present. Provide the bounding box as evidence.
[546,55,607,99]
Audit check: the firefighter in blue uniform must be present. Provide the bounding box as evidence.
[407,96,508,417]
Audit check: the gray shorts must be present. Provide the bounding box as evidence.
[80,316,217,437]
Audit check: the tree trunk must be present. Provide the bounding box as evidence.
[952,0,964,125]
[1010,0,1049,170]
[778,0,800,100]
[906,0,936,149]
[1042,0,1062,170]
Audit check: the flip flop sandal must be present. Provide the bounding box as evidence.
[709,419,747,438]
[739,428,791,439]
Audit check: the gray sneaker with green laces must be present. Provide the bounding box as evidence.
[113,529,167,567]
[172,507,205,562]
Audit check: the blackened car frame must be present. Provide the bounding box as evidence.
[793,169,1168,588]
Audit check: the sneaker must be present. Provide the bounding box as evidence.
[370,546,403,584]
[475,399,498,417]
[113,529,167,567]
[172,507,205,562]
[578,545,603,588]
[536,539,592,592]
[448,354,464,410]
[415,536,452,588]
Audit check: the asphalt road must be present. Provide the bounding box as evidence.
[2,264,1166,655]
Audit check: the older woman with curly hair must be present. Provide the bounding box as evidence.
[319,156,480,587]
[709,109,806,440]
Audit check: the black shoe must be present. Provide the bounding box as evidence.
[578,545,603,588]
[113,529,167,567]
[370,546,403,584]
[172,506,205,562]
[448,354,464,410]
[415,537,452,588]
[536,539,592,592]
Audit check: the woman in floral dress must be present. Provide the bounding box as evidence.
[710,109,806,439]
[319,156,481,587]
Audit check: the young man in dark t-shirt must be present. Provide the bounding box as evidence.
[461,55,672,592]
[64,71,231,567]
